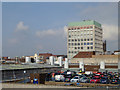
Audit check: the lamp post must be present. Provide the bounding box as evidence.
[23,70,26,83]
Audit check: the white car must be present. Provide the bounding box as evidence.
[55,75,65,82]
[70,76,80,82]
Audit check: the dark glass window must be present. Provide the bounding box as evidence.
[78,47,80,49]
[78,43,80,45]
[78,39,80,41]
[81,47,83,49]
[75,39,77,41]
[81,39,83,41]
[91,38,93,41]
[91,42,93,45]
[84,43,86,45]
[87,43,89,45]
[75,47,77,49]
[87,39,89,41]
[91,46,93,49]
[84,39,86,41]
[81,43,83,45]
[87,47,89,49]
[75,43,77,45]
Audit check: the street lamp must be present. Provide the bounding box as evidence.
[23,70,26,83]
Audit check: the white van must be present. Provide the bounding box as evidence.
[55,75,65,82]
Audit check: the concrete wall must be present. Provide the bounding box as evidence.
[70,55,119,64]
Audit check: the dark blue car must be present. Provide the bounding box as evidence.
[100,77,110,84]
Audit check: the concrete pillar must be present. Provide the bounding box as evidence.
[79,61,84,72]
[100,61,105,69]
[118,60,120,72]
[64,58,68,68]
[49,56,54,65]
[58,57,63,66]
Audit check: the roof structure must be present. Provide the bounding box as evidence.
[68,20,101,27]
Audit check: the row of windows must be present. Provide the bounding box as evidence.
[69,35,93,38]
[95,43,103,46]
[95,38,102,41]
[69,31,93,34]
[68,42,93,46]
[95,30,102,35]
[68,38,93,42]
[95,47,103,49]
[95,34,102,38]
[74,46,93,49]
[68,51,78,54]
[68,26,93,30]
[95,26,102,30]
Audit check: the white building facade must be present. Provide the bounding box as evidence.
[67,20,103,59]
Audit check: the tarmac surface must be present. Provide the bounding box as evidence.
[1,81,120,88]
[2,83,85,88]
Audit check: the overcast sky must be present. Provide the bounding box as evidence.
[2,2,118,57]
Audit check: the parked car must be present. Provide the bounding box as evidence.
[55,75,65,82]
[80,77,90,83]
[65,74,73,82]
[110,78,119,84]
[90,77,100,83]
[100,77,110,84]
[94,74,101,79]
[70,76,80,82]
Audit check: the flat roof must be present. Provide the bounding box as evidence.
[68,20,101,27]
[0,63,61,70]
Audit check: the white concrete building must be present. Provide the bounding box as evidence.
[67,20,103,59]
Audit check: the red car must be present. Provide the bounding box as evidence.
[90,77,100,83]
[94,75,101,79]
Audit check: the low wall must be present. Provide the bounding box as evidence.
[70,55,118,64]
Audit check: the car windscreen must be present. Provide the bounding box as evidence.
[73,77,79,79]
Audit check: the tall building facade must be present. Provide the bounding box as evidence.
[67,20,103,59]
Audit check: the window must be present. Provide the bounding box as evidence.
[84,39,86,41]
[78,39,80,41]
[75,43,77,45]
[72,39,74,41]
[81,43,83,45]
[75,47,77,49]
[91,38,93,41]
[75,39,77,41]
[90,26,93,28]
[87,39,89,41]
[84,43,86,45]
[78,47,80,49]
[68,39,70,41]
[69,43,70,45]
[78,43,80,45]
[91,46,93,49]
[69,35,71,38]
[81,39,83,41]
[87,47,89,49]
[91,42,93,45]
[81,47,83,49]
[87,42,89,45]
